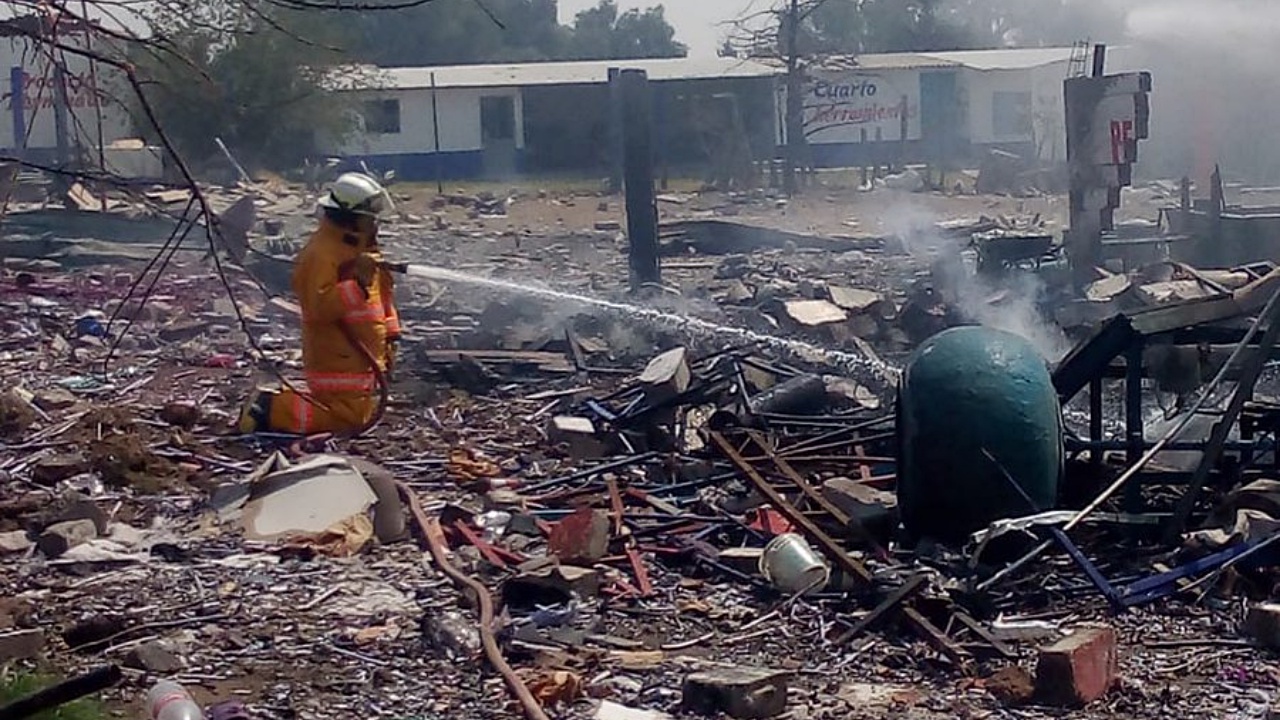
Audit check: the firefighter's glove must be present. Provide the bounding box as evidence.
[341,252,381,293]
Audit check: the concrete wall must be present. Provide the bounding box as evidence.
[328,59,1072,178]
[803,68,923,145]
[0,33,134,157]
[1030,64,1069,162]
[328,85,523,180]
[965,63,1070,161]
[802,61,1070,168]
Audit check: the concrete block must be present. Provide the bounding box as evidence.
[596,700,670,720]
[718,547,764,576]
[36,519,97,558]
[0,628,45,662]
[682,666,789,719]
[0,530,32,555]
[639,347,691,397]
[505,565,601,603]
[31,454,89,486]
[822,477,898,536]
[548,416,607,460]
[827,286,884,313]
[1244,603,1280,648]
[1035,624,1118,707]
[124,640,184,673]
[783,299,847,327]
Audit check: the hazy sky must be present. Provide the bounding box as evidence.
[558,0,765,57]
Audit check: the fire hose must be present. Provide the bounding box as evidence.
[395,480,551,720]
[337,321,390,438]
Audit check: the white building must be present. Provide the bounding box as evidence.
[327,48,1086,180]
[324,57,782,181]
[0,15,151,176]
[800,47,1080,169]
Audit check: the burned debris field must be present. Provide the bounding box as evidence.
[6,1,1280,717]
[3,162,1280,720]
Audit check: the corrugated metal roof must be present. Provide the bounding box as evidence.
[813,47,1075,73]
[357,57,779,90]
[919,47,1076,71]
[825,52,960,71]
[339,47,1079,93]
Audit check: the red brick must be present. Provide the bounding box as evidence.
[547,507,610,563]
[1035,624,1118,706]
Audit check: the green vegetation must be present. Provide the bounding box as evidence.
[796,0,1129,54]
[344,0,686,67]
[0,671,106,720]
[129,0,686,174]
[132,1,359,172]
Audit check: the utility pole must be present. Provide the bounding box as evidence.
[783,0,803,196]
[620,69,660,292]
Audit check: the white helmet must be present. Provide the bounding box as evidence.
[318,172,394,218]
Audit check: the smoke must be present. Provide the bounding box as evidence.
[928,0,1280,182]
[933,253,1072,362]
[887,196,1071,362]
[1119,0,1280,184]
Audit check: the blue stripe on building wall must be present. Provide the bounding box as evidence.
[336,150,527,181]
[804,140,1032,169]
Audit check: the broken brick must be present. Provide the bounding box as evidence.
[985,666,1035,707]
[159,402,202,428]
[547,507,609,563]
[1035,624,1118,707]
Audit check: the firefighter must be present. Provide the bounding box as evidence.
[237,172,401,435]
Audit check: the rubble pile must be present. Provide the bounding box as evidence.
[5,178,1280,720]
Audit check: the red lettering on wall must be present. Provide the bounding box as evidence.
[15,72,109,110]
[1110,119,1134,165]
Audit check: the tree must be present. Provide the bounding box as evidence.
[343,0,569,67]
[132,2,359,172]
[803,0,977,54]
[340,0,684,68]
[800,0,1133,53]
[564,1,686,61]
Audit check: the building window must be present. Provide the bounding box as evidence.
[481,96,516,142]
[991,91,1032,139]
[362,99,401,135]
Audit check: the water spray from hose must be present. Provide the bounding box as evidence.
[385,261,899,381]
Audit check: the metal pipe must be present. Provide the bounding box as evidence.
[520,451,660,494]
[982,282,1280,591]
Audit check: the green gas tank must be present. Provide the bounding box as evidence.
[897,326,1063,542]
